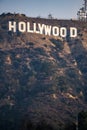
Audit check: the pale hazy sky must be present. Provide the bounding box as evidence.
[0,0,83,19]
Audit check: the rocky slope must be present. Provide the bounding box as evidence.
[0,13,87,129]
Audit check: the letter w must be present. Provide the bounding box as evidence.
[44,25,51,36]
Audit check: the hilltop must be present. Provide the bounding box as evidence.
[0,13,87,130]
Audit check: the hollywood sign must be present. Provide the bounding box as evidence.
[9,21,77,38]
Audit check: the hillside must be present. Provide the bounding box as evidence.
[0,13,87,130]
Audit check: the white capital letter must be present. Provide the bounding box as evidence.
[9,21,16,32]
[18,22,26,32]
[52,26,59,36]
[60,27,67,37]
[44,25,52,36]
[27,22,34,33]
[33,23,39,33]
[70,27,77,37]
[38,23,45,34]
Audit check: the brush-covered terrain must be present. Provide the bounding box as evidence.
[0,13,87,130]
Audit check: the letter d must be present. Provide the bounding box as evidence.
[70,27,77,38]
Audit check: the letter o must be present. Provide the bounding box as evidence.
[52,26,59,36]
[19,22,26,32]
[60,27,67,37]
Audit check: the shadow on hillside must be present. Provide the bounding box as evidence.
[68,38,87,101]
[20,118,76,130]
[69,39,87,74]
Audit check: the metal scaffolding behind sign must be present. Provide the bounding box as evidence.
[77,0,87,21]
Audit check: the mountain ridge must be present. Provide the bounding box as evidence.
[0,13,87,130]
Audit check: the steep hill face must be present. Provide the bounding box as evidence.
[0,13,87,129]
